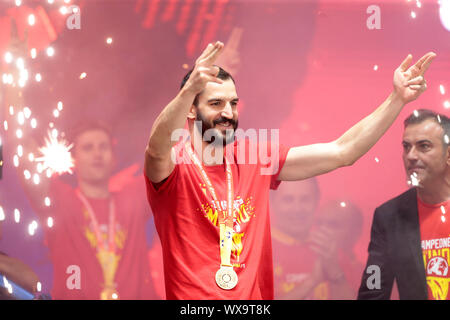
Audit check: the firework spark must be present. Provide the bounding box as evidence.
[35,131,75,176]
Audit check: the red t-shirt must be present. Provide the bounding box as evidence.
[272,232,316,299]
[272,229,363,300]
[418,196,450,300]
[145,140,289,299]
[35,177,157,300]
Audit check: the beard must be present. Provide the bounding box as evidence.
[195,109,238,146]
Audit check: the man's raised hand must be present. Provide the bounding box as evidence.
[393,52,436,104]
[184,41,225,95]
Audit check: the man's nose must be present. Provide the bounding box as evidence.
[221,102,233,119]
[406,147,419,161]
[93,148,104,158]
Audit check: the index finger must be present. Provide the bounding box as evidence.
[416,52,436,76]
[198,41,224,66]
[399,54,412,72]
[195,43,216,64]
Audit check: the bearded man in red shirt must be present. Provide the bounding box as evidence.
[144,41,435,299]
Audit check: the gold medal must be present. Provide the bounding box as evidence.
[215,266,238,290]
[186,144,239,291]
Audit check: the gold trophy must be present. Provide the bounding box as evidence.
[97,249,120,300]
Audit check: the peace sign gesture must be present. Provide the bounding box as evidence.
[183,41,225,95]
[393,52,436,104]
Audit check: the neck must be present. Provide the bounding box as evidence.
[78,179,110,199]
[189,127,226,166]
[417,173,450,204]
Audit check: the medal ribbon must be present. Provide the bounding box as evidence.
[185,143,235,267]
[76,190,120,299]
[76,189,116,252]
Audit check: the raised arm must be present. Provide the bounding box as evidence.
[144,41,224,183]
[278,52,436,181]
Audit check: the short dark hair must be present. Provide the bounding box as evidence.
[404,109,450,147]
[180,66,235,106]
[67,120,114,151]
[271,177,321,209]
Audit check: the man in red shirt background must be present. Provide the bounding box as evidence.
[13,121,159,300]
[271,179,364,299]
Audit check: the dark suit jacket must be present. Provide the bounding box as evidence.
[357,188,428,300]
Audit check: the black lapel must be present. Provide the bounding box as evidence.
[397,187,428,299]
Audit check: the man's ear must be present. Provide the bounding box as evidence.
[447,145,450,166]
[187,104,196,120]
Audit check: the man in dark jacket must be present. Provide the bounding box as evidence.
[358,109,450,300]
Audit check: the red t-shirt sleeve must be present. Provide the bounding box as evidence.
[270,144,290,190]
[143,162,180,210]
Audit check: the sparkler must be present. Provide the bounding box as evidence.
[444,100,450,109]
[47,217,54,228]
[4,52,13,64]
[14,209,20,223]
[28,220,38,236]
[408,172,420,187]
[28,14,36,26]
[0,2,84,300]
[23,169,31,180]
[30,118,37,129]
[16,128,23,139]
[46,47,55,57]
[3,276,13,295]
[23,107,31,119]
[35,131,75,176]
